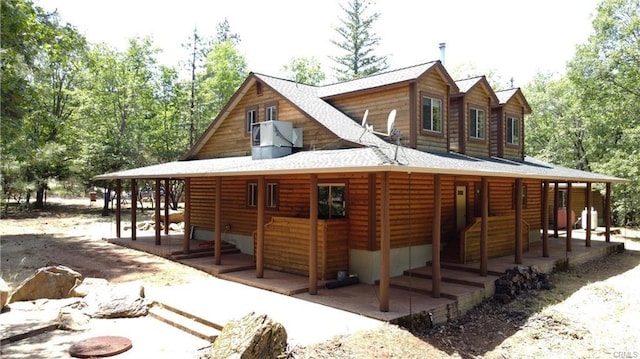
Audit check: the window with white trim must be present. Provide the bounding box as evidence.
[469,108,485,139]
[246,107,257,133]
[422,96,442,132]
[507,116,520,145]
[266,183,278,209]
[247,182,257,207]
[265,102,277,121]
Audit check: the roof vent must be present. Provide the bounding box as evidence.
[439,42,446,65]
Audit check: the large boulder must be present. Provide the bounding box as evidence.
[211,312,288,359]
[9,265,82,303]
[80,282,150,318]
[0,277,9,310]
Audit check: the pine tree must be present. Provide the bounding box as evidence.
[330,0,388,81]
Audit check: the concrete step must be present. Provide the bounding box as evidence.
[404,266,499,290]
[149,304,221,342]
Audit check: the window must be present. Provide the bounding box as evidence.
[512,183,528,209]
[265,102,278,121]
[559,189,568,208]
[266,183,278,209]
[422,96,442,132]
[507,116,520,145]
[247,182,257,207]
[469,108,485,139]
[318,184,346,219]
[246,107,257,134]
[247,181,278,208]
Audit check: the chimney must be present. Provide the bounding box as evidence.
[439,42,446,65]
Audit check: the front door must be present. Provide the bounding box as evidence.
[456,185,467,231]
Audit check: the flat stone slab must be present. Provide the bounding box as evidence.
[69,336,132,358]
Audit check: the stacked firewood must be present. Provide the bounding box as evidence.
[494,266,553,303]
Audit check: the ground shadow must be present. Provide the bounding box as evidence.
[413,247,640,358]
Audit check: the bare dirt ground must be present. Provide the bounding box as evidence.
[2,198,640,358]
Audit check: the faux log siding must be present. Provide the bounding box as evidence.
[462,215,530,262]
[490,109,500,156]
[190,178,216,230]
[523,179,542,230]
[194,82,345,159]
[261,217,348,280]
[415,71,450,153]
[326,86,411,139]
[449,97,461,152]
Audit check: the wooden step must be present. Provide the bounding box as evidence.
[171,247,240,260]
[149,304,221,342]
[440,262,505,277]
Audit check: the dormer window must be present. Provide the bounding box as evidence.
[507,116,520,145]
[469,108,485,140]
[265,101,278,121]
[422,96,442,132]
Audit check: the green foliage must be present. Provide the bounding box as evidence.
[200,40,248,129]
[330,0,388,81]
[526,0,640,223]
[282,56,326,85]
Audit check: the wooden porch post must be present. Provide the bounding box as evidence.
[183,178,191,254]
[154,178,161,245]
[309,174,318,295]
[256,176,265,279]
[586,182,592,247]
[164,179,170,235]
[542,181,550,257]
[131,179,137,241]
[116,179,122,238]
[379,172,390,312]
[480,177,488,276]
[553,182,559,238]
[605,182,612,242]
[432,174,442,297]
[515,178,523,264]
[215,177,222,265]
[566,181,573,252]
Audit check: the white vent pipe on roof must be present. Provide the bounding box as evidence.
[439,42,446,65]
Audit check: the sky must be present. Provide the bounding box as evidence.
[38,0,600,86]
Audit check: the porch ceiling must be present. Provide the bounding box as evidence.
[94,145,627,184]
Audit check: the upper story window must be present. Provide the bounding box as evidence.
[422,96,442,132]
[265,101,278,121]
[507,116,520,145]
[469,108,485,140]
[246,106,257,134]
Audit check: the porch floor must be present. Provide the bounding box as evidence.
[106,229,624,323]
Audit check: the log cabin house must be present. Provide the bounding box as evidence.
[96,60,626,312]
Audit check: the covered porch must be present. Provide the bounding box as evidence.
[106,230,624,323]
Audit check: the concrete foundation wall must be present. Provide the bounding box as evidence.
[349,244,432,284]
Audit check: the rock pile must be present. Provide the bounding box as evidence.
[208,312,288,359]
[494,265,553,303]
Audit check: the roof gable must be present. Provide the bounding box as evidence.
[454,76,499,105]
[495,88,532,114]
[318,61,459,98]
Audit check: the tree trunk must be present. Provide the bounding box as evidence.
[101,186,111,216]
[34,183,46,209]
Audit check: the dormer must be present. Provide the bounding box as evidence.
[491,88,532,160]
[449,76,499,157]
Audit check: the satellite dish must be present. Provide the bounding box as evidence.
[386,109,397,136]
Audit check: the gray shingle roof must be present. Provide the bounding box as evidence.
[495,88,519,105]
[95,144,626,183]
[316,61,450,98]
[255,73,388,147]
[455,76,484,93]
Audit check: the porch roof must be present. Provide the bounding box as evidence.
[94,145,627,184]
